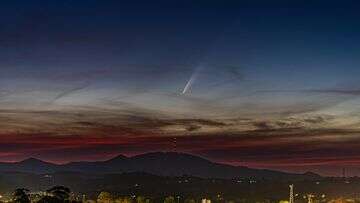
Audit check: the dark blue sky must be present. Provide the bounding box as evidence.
[0,2,358,68]
[1,1,360,175]
[2,1,360,91]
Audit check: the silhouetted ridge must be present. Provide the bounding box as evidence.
[19,158,50,165]
[0,152,321,180]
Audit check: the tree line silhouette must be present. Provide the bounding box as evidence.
[10,186,78,203]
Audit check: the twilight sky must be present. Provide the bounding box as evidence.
[1,0,360,176]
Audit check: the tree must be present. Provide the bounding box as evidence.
[12,188,30,203]
[164,196,176,203]
[47,186,71,201]
[97,192,113,203]
[136,196,146,203]
[37,196,61,203]
[122,197,133,203]
[184,199,196,203]
[114,197,133,203]
[114,197,123,203]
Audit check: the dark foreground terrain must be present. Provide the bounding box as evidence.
[0,171,359,202]
[0,152,357,202]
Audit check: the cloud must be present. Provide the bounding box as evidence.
[0,106,232,137]
[49,82,91,104]
[255,88,360,96]
[251,115,334,131]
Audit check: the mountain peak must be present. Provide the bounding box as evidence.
[20,157,43,163]
[132,151,212,164]
[19,157,52,165]
[303,171,321,177]
[106,154,128,162]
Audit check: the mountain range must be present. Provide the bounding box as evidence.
[0,152,320,180]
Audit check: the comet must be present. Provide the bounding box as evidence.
[182,66,203,94]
